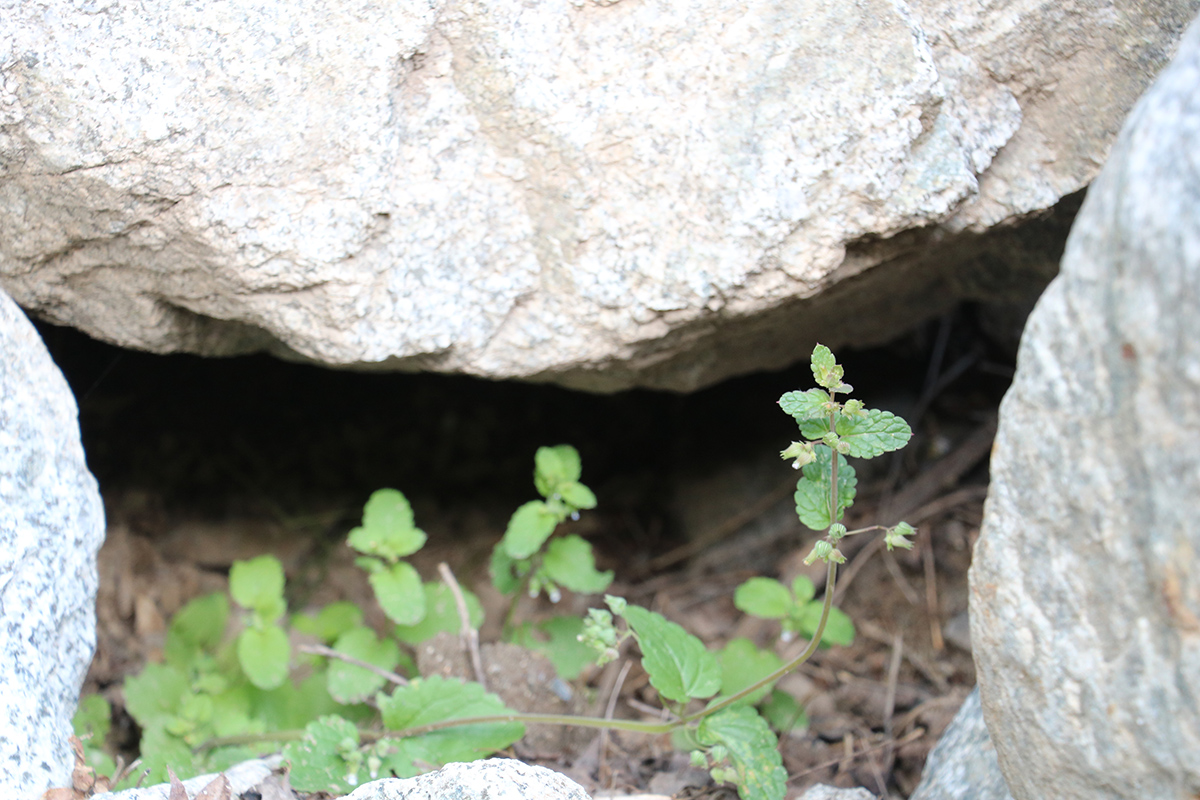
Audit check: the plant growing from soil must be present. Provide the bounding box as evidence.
[72,345,913,800]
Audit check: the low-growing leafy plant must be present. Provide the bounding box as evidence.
[73,345,913,800]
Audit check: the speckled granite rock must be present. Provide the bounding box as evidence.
[799,785,876,800]
[909,688,1013,800]
[970,12,1200,800]
[341,760,592,800]
[90,758,279,800]
[0,288,105,798]
[2,0,1195,390]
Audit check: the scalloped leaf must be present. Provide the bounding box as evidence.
[558,480,598,510]
[698,705,787,800]
[512,615,595,680]
[809,345,844,391]
[368,561,425,626]
[834,408,912,458]
[796,603,856,647]
[124,662,189,731]
[327,626,401,703]
[542,534,613,594]
[394,581,484,645]
[237,624,290,690]
[348,489,427,560]
[489,543,524,595]
[533,445,583,497]
[292,601,364,645]
[229,555,285,618]
[733,578,792,620]
[778,388,830,423]
[377,676,524,774]
[165,592,229,667]
[284,716,363,794]
[619,604,720,703]
[501,500,560,559]
[716,638,784,706]
[793,447,856,531]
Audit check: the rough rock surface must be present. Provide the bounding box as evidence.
[341,759,592,800]
[0,288,106,799]
[909,688,1013,800]
[90,758,279,800]
[969,14,1200,800]
[2,0,1195,391]
[798,785,876,800]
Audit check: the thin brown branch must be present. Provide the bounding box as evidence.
[921,535,944,652]
[297,643,409,687]
[438,562,487,689]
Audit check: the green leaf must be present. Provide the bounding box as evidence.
[326,627,402,703]
[533,444,583,497]
[237,625,290,690]
[558,480,598,510]
[619,605,720,703]
[369,561,425,626]
[542,535,613,594]
[292,601,364,644]
[759,690,808,733]
[377,676,525,774]
[778,388,830,423]
[809,344,844,391]
[394,581,484,645]
[834,408,912,458]
[790,575,815,604]
[734,578,792,620]
[165,593,229,667]
[123,663,189,730]
[698,706,787,800]
[135,726,202,785]
[716,639,784,706]
[284,716,365,794]
[501,500,560,559]
[73,694,112,742]
[229,555,286,619]
[793,446,856,530]
[253,673,345,732]
[348,489,427,561]
[796,603,856,647]
[489,543,524,595]
[511,616,595,680]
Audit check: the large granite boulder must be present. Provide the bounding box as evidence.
[969,13,1200,800]
[0,289,106,799]
[2,0,1195,391]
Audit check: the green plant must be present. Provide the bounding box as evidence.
[75,346,913,800]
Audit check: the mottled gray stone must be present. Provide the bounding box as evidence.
[0,288,105,798]
[799,785,876,800]
[910,688,1013,800]
[341,759,592,800]
[970,12,1200,800]
[1,0,1195,391]
[90,757,279,800]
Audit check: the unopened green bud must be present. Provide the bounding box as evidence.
[804,540,833,565]
[843,398,866,417]
[689,750,708,769]
[828,523,847,541]
[604,595,627,615]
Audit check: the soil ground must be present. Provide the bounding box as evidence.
[39,309,1011,800]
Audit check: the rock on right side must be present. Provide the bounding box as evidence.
[969,11,1200,800]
